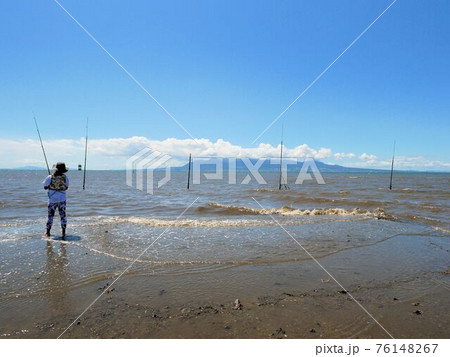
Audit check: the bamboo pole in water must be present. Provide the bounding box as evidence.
[82,118,89,190]
[389,140,396,190]
[278,124,289,190]
[278,140,284,190]
[187,153,192,189]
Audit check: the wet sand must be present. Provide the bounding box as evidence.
[1,231,449,339]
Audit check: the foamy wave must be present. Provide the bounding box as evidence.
[102,213,372,228]
[432,226,450,234]
[201,203,393,219]
[250,188,278,193]
[106,217,271,227]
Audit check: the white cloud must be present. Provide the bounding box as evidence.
[359,153,377,161]
[341,155,450,171]
[334,152,355,160]
[0,137,333,170]
[392,156,450,169]
[0,137,448,171]
[356,152,377,165]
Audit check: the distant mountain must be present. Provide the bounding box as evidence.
[307,161,388,173]
[171,158,388,173]
[7,160,392,172]
[14,166,47,170]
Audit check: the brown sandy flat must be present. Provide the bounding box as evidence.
[6,276,449,339]
[1,232,449,339]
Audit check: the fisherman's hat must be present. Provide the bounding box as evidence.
[53,162,69,173]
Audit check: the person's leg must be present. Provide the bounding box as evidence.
[58,201,67,237]
[46,203,56,236]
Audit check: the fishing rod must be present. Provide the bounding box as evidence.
[82,118,88,190]
[389,140,396,190]
[33,113,51,175]
[34,114,66,199]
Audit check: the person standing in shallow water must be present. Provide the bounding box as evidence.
[43,162,70,238]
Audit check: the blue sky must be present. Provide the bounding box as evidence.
[0,0,449,170]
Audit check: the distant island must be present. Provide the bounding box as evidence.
[172,158,390,173]
[13,166,49,170]
[10,159,444,172]
[11,160,382,173]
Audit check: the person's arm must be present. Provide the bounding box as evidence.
[43,175,51,190]
[65,176,70,190]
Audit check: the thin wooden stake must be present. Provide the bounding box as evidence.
[278,140,284,190]
[187,153,192,189]
[82,118,88,190]
[389,140,396,190]
[278,124,289,190]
